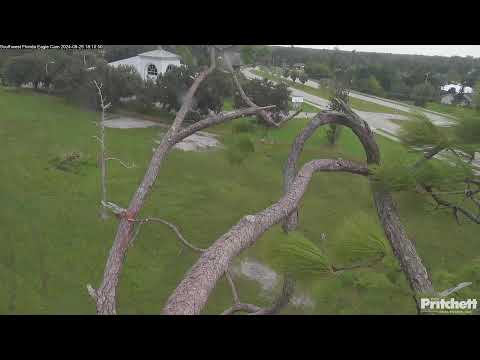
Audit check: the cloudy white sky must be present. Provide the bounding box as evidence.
[275,45,480,58]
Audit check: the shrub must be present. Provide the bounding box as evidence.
[49,151,92,174]
[225,133,255,165]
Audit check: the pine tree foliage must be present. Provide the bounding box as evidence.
[332,214,389,264]
[371,155,473,191]
[397,111,451,149]
[269,232,333,279]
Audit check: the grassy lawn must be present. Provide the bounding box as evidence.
[425,102,480,118]
[1,87,479,314]
[251,69,411,116]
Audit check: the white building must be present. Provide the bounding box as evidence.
[440,83,473,94]
[108,49,182,81]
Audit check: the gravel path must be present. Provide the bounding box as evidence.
[103,117,162,129]
[104,116,221,152]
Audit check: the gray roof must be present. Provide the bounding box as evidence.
[139,49,181,59]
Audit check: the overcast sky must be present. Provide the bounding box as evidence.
[274,45,480,58]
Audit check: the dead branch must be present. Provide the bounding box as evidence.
[225,269,240,304]
[130,217,274,314]
[276,108,303,127]
[248,276,296,315]
[105,157,135,169]
[87,47,219,314]
[423,185,480,224]
[93,80,109,220]
[132,217,206,252]
[437,282,472,297]
[223,54,280,128]
[163,159,369,314]
[221,267,293,315]
[173,105,276,143]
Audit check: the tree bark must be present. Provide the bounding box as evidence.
[88,48,278,314]
[88,48,218,314]
[371,186,434,295]
[93,80,109,220]
[281,103,435,303]
[163,159,369,314]
[282,111,379,231]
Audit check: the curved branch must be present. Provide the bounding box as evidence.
[282,110,380,231]
[225,269,240,304]
[163,159,369,314]
[135,217,207,252]
[281,103,434,302]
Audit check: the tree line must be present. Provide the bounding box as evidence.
[0,46,293,124]
[239,45,480,107]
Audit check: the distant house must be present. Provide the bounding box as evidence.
[440,83,473,94]
[439,83,475,106]
[108,47,182,81]
[293,63,305,70]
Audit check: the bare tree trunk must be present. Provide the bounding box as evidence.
[99,109,108,220]
[163,159,369,314]
[88,51,217,314]
[87,47,277,314]
[93,81,110,221]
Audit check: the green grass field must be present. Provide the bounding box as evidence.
[251,69,411,116]
[1,87,479,314]
[425,102,480,118]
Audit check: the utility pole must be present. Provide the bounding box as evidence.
[425,72,431,84]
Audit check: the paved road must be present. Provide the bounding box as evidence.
[243,68,454,127]
[245,68,479,171]
[243,68,408,136]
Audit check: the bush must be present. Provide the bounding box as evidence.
[232,118,256,134]
[225,133,255,165]
[48,151,92,174]
[2,52,48,88]
[299,72,308,84]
